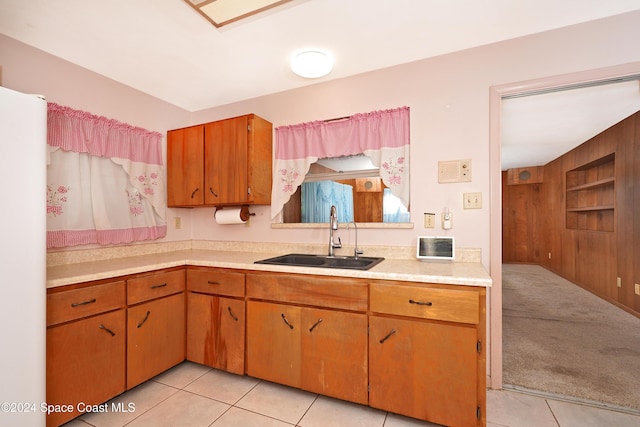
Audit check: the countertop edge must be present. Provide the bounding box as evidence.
[47,250,492,289]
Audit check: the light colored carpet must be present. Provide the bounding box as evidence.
[502,264,640,411]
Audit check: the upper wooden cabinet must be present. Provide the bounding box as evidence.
[167,114,273,207]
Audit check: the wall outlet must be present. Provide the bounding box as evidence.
[617,277,622,288]
[174,217,181,230]
[635,283,640,296]
[424,213,436,228]
[463,192,482,209]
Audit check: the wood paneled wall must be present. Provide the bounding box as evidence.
[501,174,542,264]
[503,110,640,316]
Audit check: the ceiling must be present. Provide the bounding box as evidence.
[502,79,640,170]
[1,0,640,168]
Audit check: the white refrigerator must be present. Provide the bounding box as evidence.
[0,86,47,426]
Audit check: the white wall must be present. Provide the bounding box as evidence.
[183,10,640,269]
[3,10,640,389]
[3,12,640,268]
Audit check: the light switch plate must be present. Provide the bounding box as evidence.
[463,192,482,209]
[424,213,435,228]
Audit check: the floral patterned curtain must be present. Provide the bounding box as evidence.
[271,106,410,219]
[46,103,166,248]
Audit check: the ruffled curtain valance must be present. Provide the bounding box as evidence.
[46,103,166,248]
[271,106,410,219]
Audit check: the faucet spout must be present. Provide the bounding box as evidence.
[328,205,342,256]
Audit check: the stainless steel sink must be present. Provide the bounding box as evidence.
[254,253,384,270]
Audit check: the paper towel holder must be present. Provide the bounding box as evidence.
[215,205,255,222]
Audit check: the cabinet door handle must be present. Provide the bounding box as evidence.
[99,324,116,336]
[379,328,397,344]
[151,283,167,289]
[281,313,294,330]
[209,187,218,197]
[309,318,323,332]
[227,306,238,321]
[71,298,96,307]
[207,280,220,285]
[137,310,151,328]
[191,188,200,198]
[409,299,433,306]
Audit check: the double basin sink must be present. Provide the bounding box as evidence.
[255,253,384,271]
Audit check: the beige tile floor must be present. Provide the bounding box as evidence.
[62,361,640,427]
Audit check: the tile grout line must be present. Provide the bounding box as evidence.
[545,399,562,427]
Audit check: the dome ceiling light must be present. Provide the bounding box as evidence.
[291,49,334,79]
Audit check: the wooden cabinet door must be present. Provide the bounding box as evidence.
[46,309,126,427]
[204,116,249,205]
[167,125,204,207]
[246,301,301,387]
[187,293,245,374]
[127,293,185,389]
[301,307,368,404]
[369,315,479,427]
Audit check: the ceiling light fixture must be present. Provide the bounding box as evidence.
[291,49,334,79]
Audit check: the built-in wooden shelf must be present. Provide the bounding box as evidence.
[565,154,615,232]
[566,176,615,192]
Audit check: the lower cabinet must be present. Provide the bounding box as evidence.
[46,281,126,427]
[301,305,368,404]
[127,292,185,389]
[48,266,486,427]
[247,300,368,404]
[46,269,185,426]
[246,301,301,387]
[245,272,369,405]
[369,315,479,426]
[186,267,246,374]
[369,280,486,427]
[187,293,245,374]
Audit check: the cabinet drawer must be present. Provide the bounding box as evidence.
[127,269,185,305]
[187,268,245,297]
[370,282,479,324]
[246,273,368,312]
[47,281,125,326]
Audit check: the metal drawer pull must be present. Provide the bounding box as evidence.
[227,306,238,321]
[379,328,397,344]
[71,298,97,307]
[409,299,433,306]
[151,283,167,289]
[209,187,218,197]
[99,324,115,336]
[191,188,199,198]
[281,313,294,330]
[137,310,151,328]
[207,280,220,285]
[309,318,323,332]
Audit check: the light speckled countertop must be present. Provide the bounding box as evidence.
[47,248,492,289]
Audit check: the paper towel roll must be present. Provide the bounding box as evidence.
[214,207,248,225]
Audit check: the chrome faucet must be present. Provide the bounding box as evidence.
[347,221,364,260]
[328,205,342,256]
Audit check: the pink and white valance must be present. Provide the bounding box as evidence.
[271,106,410,219]
[46,103,166,248]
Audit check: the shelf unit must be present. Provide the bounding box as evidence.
[565,153,615,232]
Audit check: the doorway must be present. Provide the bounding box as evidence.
[488,61,640,392]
